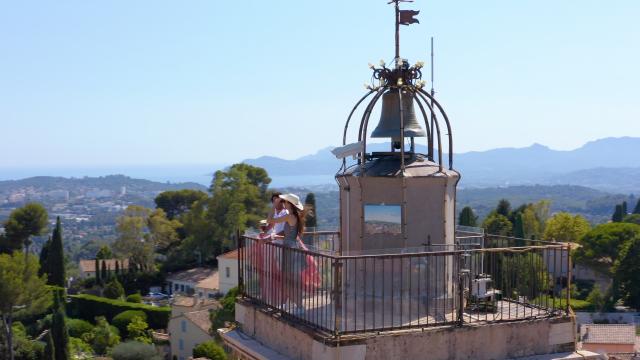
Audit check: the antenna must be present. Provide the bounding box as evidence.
[430,36,435,160]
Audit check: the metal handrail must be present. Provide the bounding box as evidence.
[238,232,572,337]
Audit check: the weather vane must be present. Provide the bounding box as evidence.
[389,0,420,66]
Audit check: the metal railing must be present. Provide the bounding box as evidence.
[238,232,571,337]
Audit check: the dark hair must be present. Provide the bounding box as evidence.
[288,203,306,237]
[271,192,282,202]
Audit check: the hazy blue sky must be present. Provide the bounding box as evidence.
[1,0,639,167]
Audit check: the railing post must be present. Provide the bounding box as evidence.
[237,230,244,295]
[457,253,468,326]
[333,257,343,337]
[566,243,571,314]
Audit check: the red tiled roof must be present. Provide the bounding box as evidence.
[580,324,636,344]
[79,259,129,273]
[217,249,239,260]
[166,267,218,290]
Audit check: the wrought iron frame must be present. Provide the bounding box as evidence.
[340,61,454,175]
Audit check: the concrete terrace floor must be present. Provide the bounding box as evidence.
[259,292,561,334]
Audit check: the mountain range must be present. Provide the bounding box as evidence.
[244,137,640,193]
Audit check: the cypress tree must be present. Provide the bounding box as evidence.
[95,257,101,284]
[458,207,478,227]
[634,199,640,215]
[304,193,317,229]
[48,217,66,287]
[513,213,525,239]
[101,260,108,281]
[612,204,624,222]
[43,330,55,360]
[115,260,120,276]
[39,236,52,277]
[622,201,628,216]
[51,291,70,360]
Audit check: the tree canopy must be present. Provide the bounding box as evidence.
[193,340,227,360]
[95,245,113,260]
[482,213,512,236]
[154,189,208,220]
[612,204,625,222]
[112,206,180,270]
[623,214,640,225]
[458,206,478,227]
[495,199,511,218]
[613,236,640,309]
[543,212,591,243]
[170,164,271,267]
[574,222,640,269]
[0,252,51,360]
[633,199,640,215]
[1,203,48,253]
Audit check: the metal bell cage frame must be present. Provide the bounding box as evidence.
[340,60,454,175]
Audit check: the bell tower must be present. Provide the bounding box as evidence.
[333,0,459,255]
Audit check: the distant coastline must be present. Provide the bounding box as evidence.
[0,166,336,188]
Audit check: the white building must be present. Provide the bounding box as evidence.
[216,250,239,295]
[166,267,219,299]
[168,296,219,360]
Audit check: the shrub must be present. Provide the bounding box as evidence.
[69,337,94,358]
[69,294,170,330]
[104,279,125,299]
[12,322,45,360]
[126,316,151,344]
[126,293,142,303]
[112,310,147,336]
[83,316,120,355]
[110,341,162,360]
[67,318,95,338]
[193,341,227,360]
[210,287,239,334]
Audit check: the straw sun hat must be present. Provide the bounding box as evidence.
[278,193,304,211]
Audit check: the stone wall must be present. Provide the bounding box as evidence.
[233,301,576,360]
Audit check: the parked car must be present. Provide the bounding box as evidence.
[146,292,170,300]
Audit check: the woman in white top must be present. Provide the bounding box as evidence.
[269,192,289,236]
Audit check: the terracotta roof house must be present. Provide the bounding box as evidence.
[580,324,636,355]
[169,306,216,360]
[78,259,129,279]
[166,267,219,299]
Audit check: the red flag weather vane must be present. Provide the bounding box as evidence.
[388,0,420,65]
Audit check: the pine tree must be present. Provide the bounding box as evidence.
[458,207,478,227]
[101,260,108,281]
[48,217,66,287]
[43,330,55,360]
[612,204,625,222]
[634,199,640,215]
[95,257,101,284]
[39,236,52,277]
[51,291,70,360]
[496,199,511,218]
[304,193,317,229]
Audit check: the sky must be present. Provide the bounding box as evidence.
[1,0,639,167]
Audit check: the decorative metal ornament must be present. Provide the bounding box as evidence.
[339,0,454,174]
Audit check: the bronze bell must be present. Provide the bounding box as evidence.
[371,90,426,139]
